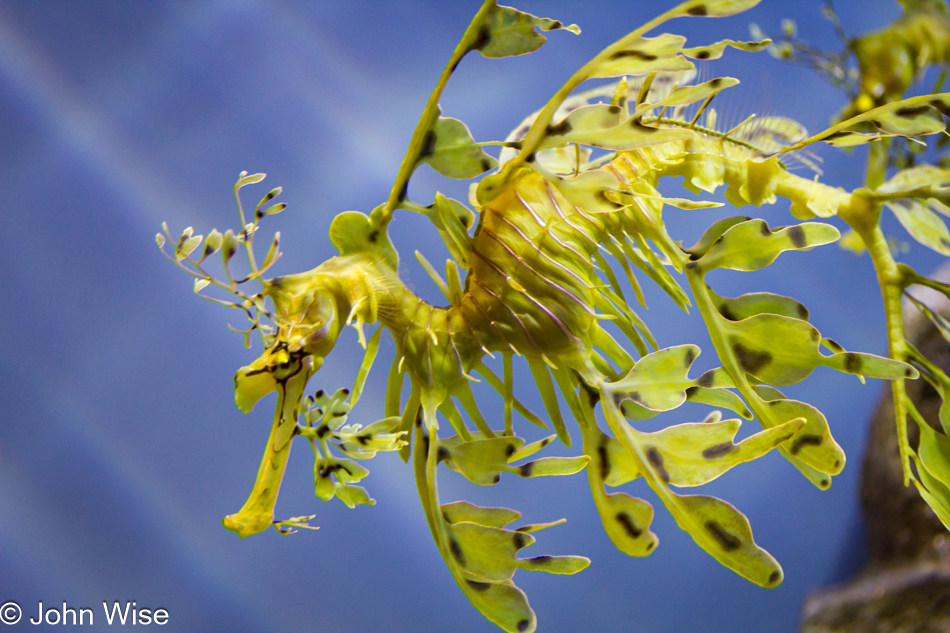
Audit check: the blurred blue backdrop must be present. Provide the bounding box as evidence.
[0,2,944,632]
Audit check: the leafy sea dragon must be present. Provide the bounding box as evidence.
[159,0,950,631]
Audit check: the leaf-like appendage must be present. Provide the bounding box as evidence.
[685,385,753,419]
[717,312,916,386]
[878,164,950,194]
[580,421,659,556]
[474,3,579,59]
[513,456,589,478]
[328,211,399,269]
[684,216,752,256]
[448,521,537,582]
[681,39,770,60]
[598,491,658,556]
[628,417,805,487]
[766,398,846,474]
[690,219,840,273]
[887,200,950,255]
[591,34,693,79]
[442,501,521,528]
[708,289,809,322]
[438,499,588,633]
[610,344,701,412]
[541,104,694,152]
[633,77,740,119]
[679,0,764,18]
[441,436,525,486]
[332,482,375,508]
[871,105,946,136]
[439,434,588,484]
[419,115,498,179]
[675,494,783,587]
[603,394,784,587]
[916,420,950,503]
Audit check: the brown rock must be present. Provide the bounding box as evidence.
[800,269,950,632]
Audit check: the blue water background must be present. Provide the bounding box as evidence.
[0,2,943,632]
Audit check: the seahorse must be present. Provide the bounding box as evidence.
[159,1,950,631]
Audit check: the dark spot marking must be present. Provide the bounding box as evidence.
[610,49,658,61]
[505,444,516,458]
[367,230,379,243]
[687,5,708,16]
[473,25,491,51]
[398,183,408,202]
[580,380,600,406]
[787,225,806,248]
[546,120,573,136]
[733,342,772,375]
[797,303,809,320]
[420,130,437,158]
[526,152,536,163]
[528,555,552,565]
[613,392,626,408]
[357,434,370,446]
[702,442,735,459]
[810,328,820,341]
[834,458,841,469]
[466,580,491,592]
[684,347,696,368]
[697,371,715,388]
[686,261,698,270]
[615,512,642,538]
[646,541,655,552]
[824,338,844,352]
[437,446,450,464]
[646,447,670,483]
[685,386,699,398]
[824,130,851,141]
[759,221,772,235]
[905,367,916,377]
[480,158,491,172]
[705,520,741,551]
[843,353,863,373]
[895,104,931,118]
[719,304,737,321]
[449,538,465,566]
[630,120,658,133]
[709,77,723,88]
[315,389,325,398]
[513,532,527,550]
[598,441,611,481]
[768,570,781,586]
[316,424,330,439]
[492,474,501,484]
[790,433,823,455]
[930,98,950,116]
[695,50,711,59]
[422,433,430,456]
[517,619,530,632]
[519,461,534,477]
